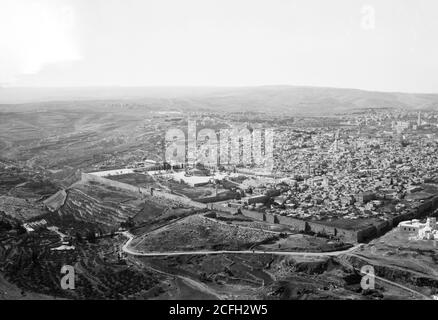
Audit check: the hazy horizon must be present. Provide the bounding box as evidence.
[2,84,438,113]
[2,83,438,95]
[1,0,438,93]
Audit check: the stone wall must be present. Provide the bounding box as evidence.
[240,208,265,221]
[81,173,207,209]
[81,172,438,243]
[238,210,375,243]
[195,192,239,204]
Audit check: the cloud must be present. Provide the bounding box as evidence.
[0,0,81,85]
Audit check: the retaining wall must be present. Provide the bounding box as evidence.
[81,173,207,209]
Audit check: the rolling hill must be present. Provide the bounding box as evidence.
[1,85,438,115]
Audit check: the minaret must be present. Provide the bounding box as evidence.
[417,111,421,127]
[334,129,339,152]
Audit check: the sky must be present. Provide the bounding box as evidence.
[1,0,438,93]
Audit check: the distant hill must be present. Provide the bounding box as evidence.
[1,85,438,115]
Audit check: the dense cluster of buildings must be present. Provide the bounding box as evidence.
[266,111,438,225]
[79,110,438,241]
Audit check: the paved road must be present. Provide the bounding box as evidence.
[120,232,432,300]
[120,231,362,257]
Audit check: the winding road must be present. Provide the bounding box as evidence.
[121,231,363,257]
[120,231,433,300]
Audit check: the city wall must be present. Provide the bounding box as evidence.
[195,192,239,204]
[81,172,207,209]
[80,172,438,243]
[212,196,438,243]
[205,202,359,242]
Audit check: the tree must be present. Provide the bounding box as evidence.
[120,217,134,229]
[86,231,96,243]
[75,232,83,243]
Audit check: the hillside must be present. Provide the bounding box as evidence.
[1,86,438,115]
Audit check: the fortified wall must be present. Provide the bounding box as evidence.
[207,201,359,242]
[210,196,438,243]
[81,172,207,209]
[80,172,438,243]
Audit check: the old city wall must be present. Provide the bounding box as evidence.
[238,210,375,243]
[81,172,140,193]
[239,209,358,242]
[357,196,438,242]
[195,193,238,204]
[388,195,438,227]
[80,172,361,243]
[81,173,207,209]
[240,208,265,221]
[80,172,438,243]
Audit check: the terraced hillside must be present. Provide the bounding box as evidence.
[0,165,60,221]
[0,108,166,171]
[56,180,188,231]
[59,183,145,227]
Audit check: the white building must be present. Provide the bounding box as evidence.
[394,121,410,134]
[398,217,438,240]
[418,217,438,240]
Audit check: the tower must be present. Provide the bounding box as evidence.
[329,129,340,153]
[417,111,421,127]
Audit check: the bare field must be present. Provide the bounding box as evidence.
[162,179,232,200]
[131,214,278,252]
[257,234,352,252]
[137,253,415,300]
